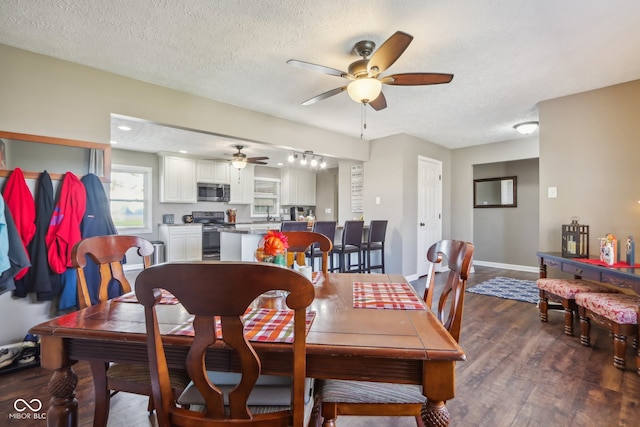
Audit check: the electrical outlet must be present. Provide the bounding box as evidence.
[325,208,331,214]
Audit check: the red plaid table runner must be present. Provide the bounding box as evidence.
[113,289,179,305]
[169,308,316,343]
[353,282,425,310]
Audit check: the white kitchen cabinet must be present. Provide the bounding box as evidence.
[281,168,316,206]
[196,160,229,184]
[159,154,197,203]
[228,164,254,204]
[159,224,203,262]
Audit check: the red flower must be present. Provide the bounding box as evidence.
[262,230,289,256]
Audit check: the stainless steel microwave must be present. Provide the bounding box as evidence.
[197,183,230,202]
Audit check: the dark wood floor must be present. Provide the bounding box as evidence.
[2,266,639,426]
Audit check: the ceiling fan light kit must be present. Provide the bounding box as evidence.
[514,121,539,135]
[347,78,382,104]
[229,145,269,170]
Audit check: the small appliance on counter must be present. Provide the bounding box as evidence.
[289,206,305,221]
[182,214,194,224]
[226,209,237,224]
[162,214,174,224]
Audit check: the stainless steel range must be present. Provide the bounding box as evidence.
[191,211,235,260]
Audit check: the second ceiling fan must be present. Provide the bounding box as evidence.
[287,31,453,110]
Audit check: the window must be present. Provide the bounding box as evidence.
[252,178,280,218]
[110,164,152,233]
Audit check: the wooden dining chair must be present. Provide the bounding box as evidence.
[71,235,190,427]
[316,239,475,427]
[283,231,333,274]
[135,261,316,427]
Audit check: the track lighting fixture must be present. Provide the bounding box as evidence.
[287,150,327,168]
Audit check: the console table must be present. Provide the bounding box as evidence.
[536,252,640,294]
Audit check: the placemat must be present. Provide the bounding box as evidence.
[168,308,316,343]
[113,289,179,305]
[353,282,425,310]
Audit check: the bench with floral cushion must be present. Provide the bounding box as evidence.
[536,278,619,336]
[575,292,640,373]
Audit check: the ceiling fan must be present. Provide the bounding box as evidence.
[228,145,268,169]
[287,31,453,110]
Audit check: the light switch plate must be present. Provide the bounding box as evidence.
[548,187,557,198]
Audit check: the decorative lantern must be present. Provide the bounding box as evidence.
[562,217,589,258]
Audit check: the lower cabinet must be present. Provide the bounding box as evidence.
[158,224,203,262]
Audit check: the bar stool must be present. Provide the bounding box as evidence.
[332,220,364,273]
[308,221,337,272]
[536,278,619,336]
[575,292,640,372]
[362,220,387,273]
[280,220,308,231]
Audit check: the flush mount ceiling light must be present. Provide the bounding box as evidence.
[514,121,539,135]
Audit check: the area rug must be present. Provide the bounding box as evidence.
[467,277,538,304]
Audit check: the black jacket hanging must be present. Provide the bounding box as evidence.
[18,171,61,300]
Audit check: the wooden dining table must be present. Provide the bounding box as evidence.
[30,271,465,427]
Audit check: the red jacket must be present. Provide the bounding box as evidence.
[2,168,36,279]
[46,173,86,274]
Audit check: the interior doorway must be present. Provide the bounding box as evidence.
[417,156,442,277]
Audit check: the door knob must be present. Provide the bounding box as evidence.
[420,222,425,227]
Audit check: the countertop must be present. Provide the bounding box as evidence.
[220,228,271,235]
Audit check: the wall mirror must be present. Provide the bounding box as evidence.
[473,176,517,208]
[0,131,111,181]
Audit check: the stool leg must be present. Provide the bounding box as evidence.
[561,299,574,336]
[613,333,627,369]
[538,290,548,322]
[578,308,591,347]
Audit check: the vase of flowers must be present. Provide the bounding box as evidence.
[255,230,289,300]
[255,230,289,267]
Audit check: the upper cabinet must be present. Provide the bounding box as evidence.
[228,164,255,204]
[159,154,197,203]
[281,168,316,206]
[196,159,230,184]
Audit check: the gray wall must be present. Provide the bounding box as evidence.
[364,133,452,276]
[473,158,539,267]
[538,79,640,261]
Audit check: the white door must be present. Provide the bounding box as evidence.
[417,156,442,276]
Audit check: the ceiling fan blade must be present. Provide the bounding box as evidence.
[367,31,413,76]
[247,156,269,161]
[382,73,454,86]
[248,160,268,165]
[287,59,348,78]
[368,92,387,111]
[301,86,347,106]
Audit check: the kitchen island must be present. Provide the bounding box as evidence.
[220,224,279,261]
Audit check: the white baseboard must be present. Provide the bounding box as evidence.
[123,263,145,272]
[472,260,539,274]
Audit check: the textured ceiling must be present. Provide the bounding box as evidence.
[2,0,640,161]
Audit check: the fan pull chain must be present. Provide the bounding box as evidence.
[360,102,367,139]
